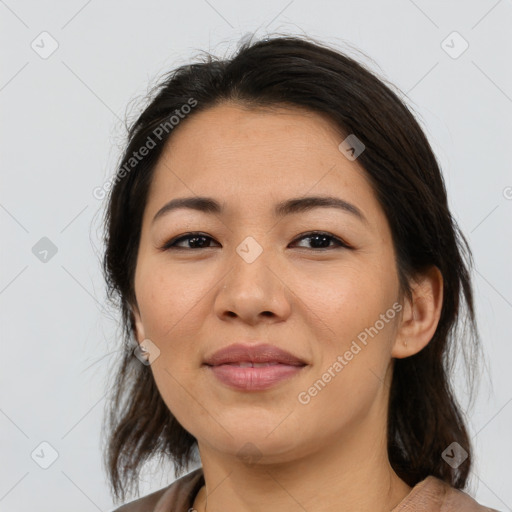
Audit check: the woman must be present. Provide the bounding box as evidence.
[101,35,499,511]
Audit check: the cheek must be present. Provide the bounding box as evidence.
[294,359,384,446]
[293,259,397,347]
[295,309,398,441]
[293,260,398,410]
[134,260,213,403]
[135,259,212,340]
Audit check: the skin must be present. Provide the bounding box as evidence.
[131,102,443,512]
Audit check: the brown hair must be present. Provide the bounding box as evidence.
[100,34,482,502]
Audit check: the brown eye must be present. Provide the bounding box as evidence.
[162,233,220,250]
[161,231,351,251]
[290,231,351,250]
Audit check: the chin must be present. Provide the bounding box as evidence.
[206,427,302,460]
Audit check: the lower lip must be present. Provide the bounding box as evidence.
[206,363,305,391]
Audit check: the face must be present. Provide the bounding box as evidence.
[132,102,405,464]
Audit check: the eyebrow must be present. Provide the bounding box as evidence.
[152,195,368,225]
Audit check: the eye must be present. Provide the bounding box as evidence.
[161,232,219,250]
[290,231,351,250]
[160,231,351,251]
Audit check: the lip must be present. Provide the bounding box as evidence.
[203,343,307,391]
[203,343,307,366]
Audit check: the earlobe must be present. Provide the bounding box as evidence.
[392,266,444,359]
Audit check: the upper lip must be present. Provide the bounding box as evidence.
[203,343,307,366]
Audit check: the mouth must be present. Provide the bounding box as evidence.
[203,343,307,367]
[205,363,306,391]
[212,361,297,368]
[202,343,308,391]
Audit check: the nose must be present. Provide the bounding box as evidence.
[213,241,292,326]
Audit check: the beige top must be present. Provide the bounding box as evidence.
[112,467,500,511]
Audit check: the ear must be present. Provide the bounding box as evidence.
[130,301,146,343]
[392,265,443,359]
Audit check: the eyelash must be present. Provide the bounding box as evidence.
[160,231,351,251]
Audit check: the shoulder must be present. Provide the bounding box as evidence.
[395,475,501,512]
[438,478,501,512]
[110,467,204,512]
[111,486,168,512]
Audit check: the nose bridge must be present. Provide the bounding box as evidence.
[227,232,273,291]
[215,231,290,322]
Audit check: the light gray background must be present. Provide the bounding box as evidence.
[1,1,511,511]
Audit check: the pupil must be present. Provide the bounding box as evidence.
[311,235,330,248]
[190,236,208,248]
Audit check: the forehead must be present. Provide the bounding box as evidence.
[145,102,380,222]
[165,102,342,161]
